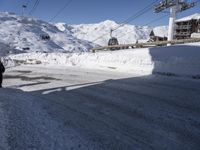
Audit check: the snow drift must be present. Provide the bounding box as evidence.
[7,43,200,79]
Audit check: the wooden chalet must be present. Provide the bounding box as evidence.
[148,30,167,42]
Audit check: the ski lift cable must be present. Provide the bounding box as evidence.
[49,0,74,22]
[29,0,40,15]
[144,13,169,26]
[26,0,30,7]
[91,0,159,43]
[117,13,169,40]
[112,0,160,32]
[91,6,153,44]
[21,0,30,12]
[29,0,39,15]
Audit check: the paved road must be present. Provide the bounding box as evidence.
[1,66,200,150]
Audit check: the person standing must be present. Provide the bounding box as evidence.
[0,61,5,88]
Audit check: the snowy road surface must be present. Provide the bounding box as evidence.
[1,66,200,150]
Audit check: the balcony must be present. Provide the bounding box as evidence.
[175,32,191,36]
[176,25,192,30]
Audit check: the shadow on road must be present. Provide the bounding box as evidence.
[2,44,200,149]
[25,75,200,149]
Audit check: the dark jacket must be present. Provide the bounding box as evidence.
[0,61,5,73]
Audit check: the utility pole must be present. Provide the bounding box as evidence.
[22,5,27,16]
[168,0,178,42]
[154,0,197,43]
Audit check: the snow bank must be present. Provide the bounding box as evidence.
[7,43,200,78]
[149,44,200,78]
[8,50,153,75]
[191,33,200,38]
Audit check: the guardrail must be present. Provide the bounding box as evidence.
[91,38,200,53]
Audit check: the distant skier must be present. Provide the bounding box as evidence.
[0,61,5,88]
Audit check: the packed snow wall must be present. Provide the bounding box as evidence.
[149,44,200,78]
[8,43,200,79]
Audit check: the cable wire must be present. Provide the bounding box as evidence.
[29,0,40,15]
[26,0,30,7]
[144,13,169,26]
[117,13,169,41]
[112,0,160,31]
[91,0,160,43]
[49,0,73,22]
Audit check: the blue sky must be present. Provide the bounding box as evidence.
[0,0,199,26]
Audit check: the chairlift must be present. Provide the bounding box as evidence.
[40,33,50,41]
[108,29,119,50]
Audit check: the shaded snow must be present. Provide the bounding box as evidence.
[0,99,9,150]
[0,88,98,150]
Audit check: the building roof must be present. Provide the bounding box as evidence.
[176,13,200,22]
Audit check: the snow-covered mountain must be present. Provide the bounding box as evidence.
[55,20,168,46]
[0,12,93,55]
[0,11,168,56]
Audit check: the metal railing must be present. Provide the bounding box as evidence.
[91,38,200,52]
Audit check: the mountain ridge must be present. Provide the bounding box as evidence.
[0,12,93,55]
[55,20,168,46]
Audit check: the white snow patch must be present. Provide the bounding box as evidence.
[176,13,200,22]
[191,33,200,38]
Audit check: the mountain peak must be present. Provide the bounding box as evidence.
[100,20,118,26]
[0,11,93,53]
